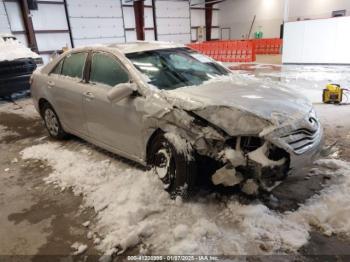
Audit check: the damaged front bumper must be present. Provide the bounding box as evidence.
[199,113,324,193]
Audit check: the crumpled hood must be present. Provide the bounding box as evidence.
[166,76,312,124]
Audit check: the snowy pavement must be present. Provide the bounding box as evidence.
[1,64,350,260]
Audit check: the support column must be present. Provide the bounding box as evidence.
[283,0,290,23]
[205,0,213,41]
[19,0,37,52]
[134,0,145,40]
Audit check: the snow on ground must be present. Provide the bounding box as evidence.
[0,98,38,118]
[255,65,350,104]
[20,141,350,257]
[0,124,19,141]
[289,159,350,237]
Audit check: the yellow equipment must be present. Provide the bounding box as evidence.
[323,84,343,104]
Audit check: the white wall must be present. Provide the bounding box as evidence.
[155,0,191,44]
[288,0,350,21]
[66,0,126,47]
[190,0,220,42]
[282,16,350,64]
[218,0,284,39]
[0,0,11,33]
[218,0,350,40]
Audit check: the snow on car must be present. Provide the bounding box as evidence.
[0,33,42,97]
[30,41,324,197]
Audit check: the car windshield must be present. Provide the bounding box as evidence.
[126,48,229,90]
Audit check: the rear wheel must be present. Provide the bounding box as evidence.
[149,133,197,199]
[42,103,68,139]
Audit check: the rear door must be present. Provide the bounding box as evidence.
[48,52,89,135]
[82,51,144,158]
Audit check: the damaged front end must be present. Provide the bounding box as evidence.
[198,135,290,195]
[179,105,323,195]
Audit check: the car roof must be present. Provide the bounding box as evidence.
[91,41,185,54]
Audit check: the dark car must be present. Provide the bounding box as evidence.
[0,34,42,98]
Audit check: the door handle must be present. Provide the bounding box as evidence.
[84,92,94,100]
[47,80,55,88]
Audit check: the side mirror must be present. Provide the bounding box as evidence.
[107,83,137,103]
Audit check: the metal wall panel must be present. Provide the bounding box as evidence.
[155,0,191,44]
[36,32,71,51]
[4,1,25,31]
[0,0,11,33]
[30,2,71,53]
[125,30,137,42]
[144,7,154,28]
[190,9,205,27]
[123,6,135,29]
[69,17,124,39]
[145,29,155,40]
[31,3,68,31]
[73,37,125,47]
[68,0,122,18]
[66,0,125,46]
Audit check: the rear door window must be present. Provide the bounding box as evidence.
[90,52,129,87]
[61,52,88,79]
[51,59,64,75]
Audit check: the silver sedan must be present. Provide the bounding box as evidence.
[30,41,323,197]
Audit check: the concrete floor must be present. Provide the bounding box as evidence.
[1,63,350,260]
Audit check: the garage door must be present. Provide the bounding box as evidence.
[66,0,125,47]
[155,0,191,44]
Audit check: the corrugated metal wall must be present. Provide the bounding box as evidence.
[0,0,11,33]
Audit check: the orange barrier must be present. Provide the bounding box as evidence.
[251,38,283,54]
[187,40,256,62]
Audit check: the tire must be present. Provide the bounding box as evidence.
[41,103,68,139]
[148,133,197,199]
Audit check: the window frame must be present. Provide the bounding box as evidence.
[50,51,89,81]
[49,57,65,76]
[86,51,131,87]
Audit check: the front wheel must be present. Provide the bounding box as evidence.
[148,133,197,199]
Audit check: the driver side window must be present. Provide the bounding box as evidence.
[90,52,129,87]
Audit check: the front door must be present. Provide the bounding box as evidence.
[83,51,144,159]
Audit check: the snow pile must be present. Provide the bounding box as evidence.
[288,159,350,237]
[20,142,350,257]
[71,242,88,255]
[0,37,39,61]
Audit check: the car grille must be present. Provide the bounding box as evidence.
[280,117,321,155]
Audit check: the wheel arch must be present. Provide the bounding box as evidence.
[38,98,51,117]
